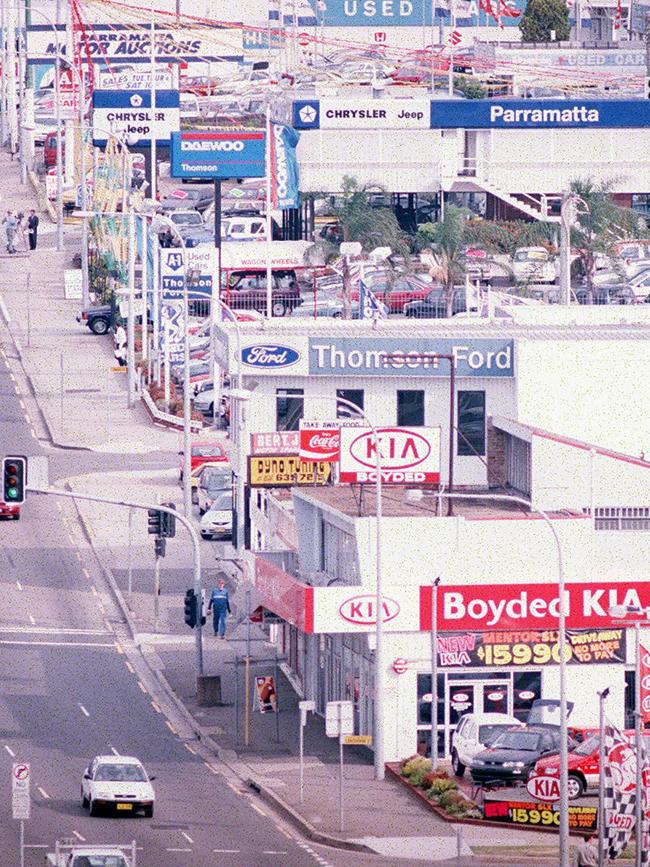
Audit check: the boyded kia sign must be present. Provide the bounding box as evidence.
[339,426,441,484]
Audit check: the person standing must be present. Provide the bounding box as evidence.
[27,210,39,251]
[575,834,598,867]
[207,578,231,638]
[3,211,17,254]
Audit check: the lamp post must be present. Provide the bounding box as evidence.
[608,604,650,867]
[597,686,610,867]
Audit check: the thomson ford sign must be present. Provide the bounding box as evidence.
[170,130,266,179]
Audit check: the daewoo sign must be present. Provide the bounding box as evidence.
[242,344,301,369]
[339,594,400,625]
[170,129,266,179]
[420,580,650,631]
[526,775,561,803]
[339,426,441,484]
[180,140,245,152]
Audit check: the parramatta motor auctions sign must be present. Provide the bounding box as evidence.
[339,426,441,484]
[421,580,650,632]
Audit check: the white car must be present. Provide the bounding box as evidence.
[200,491,233,539]
[197,465,233,515]
[451,712,524,777]
[81,755,155,817]
[511,247,557,284]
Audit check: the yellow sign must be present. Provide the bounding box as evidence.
[342,735,373,746]
[248,455,332,488]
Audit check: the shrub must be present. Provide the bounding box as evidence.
[422,770,450,789]
[401,756,431,778]
[439,789,466,810]
[410,767,432,788]
[428,778,457,797]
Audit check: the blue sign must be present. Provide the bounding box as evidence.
[308,338,514,377]
[270,124,300,209]
[430,99,650,129]
[293,101,320,130]
[242,344,302,369]
[92,90,180,146]
[303,0,525,26]
[170,130,266,179]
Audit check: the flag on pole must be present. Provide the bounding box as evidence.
[604,723,638,860]
[613,0,622,29]
[358,279,388,320]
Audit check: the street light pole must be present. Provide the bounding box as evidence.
[598,686,610,867]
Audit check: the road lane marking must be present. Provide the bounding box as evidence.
[205,763,219,775]
[115,643,124,654]
[91,586,98,597]
[227,782,240,794]
[213,851,240,854]
[0,640,116,648]
[137,680,147,694]
[262,852,288,856]
[37,787,50,799]
[181,832,194,844]
[18,399,25,410]
[249,803,267,817]
[75,551,83,562]
[165,720,178,735]
[151,701,161,714]
[125,660,134,673]
[83,568,91,579]
[78,704,90,717]
[15,581,22,590]
[0,626,110,636]
[4,745,15,757]
[184,744,197,755]
[109,746,120,755]
[166,849,192,853]
[72,831,85,842]
[275,823,293,840]
[28,615,35,625]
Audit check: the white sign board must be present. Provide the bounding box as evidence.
[160,303,186,365]
[311,585,422,634]
[57,68,80,120]
[325,700,354,738]
[339,426,441,485]
[99,69,173,90]
[64,269,83,300]
[187,245,217,297]
[12,763,30,820]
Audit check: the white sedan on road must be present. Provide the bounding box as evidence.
[81,755,155,817]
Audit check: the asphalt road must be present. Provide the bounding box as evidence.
[0,344,403,867]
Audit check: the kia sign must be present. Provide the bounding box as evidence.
[92,90,180,147]
[526,775,561,803]
[299,421,340,462]
[338,594,400,625]
[339,426,441,484]
[311,585,422,633]
[170,130,266,179]
[421,581,650,632]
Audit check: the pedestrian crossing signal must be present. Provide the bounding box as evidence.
[184,588,197,628]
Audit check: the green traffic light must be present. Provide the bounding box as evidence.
[6,487,18,500]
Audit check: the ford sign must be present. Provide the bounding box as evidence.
[241,344,301,368]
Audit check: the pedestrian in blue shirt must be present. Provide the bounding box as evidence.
[208,578,231,638]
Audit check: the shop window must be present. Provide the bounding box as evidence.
[397,390,424,427]
[276,388,304,431]
[417,673,445,726]
[458,390,486,456]
[632,194,650,222]
[513,671,542,722]
[336,389,364,419]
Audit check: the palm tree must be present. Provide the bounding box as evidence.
[569,178,642,304]
[416,205,470,317]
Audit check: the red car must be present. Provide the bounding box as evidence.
[0,501,20,520]
[350,278,432,314]
[178,440,227,482]
[531,728,645,799]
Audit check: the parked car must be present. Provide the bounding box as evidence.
[193,387,230,425]
[222,215,267,242]
[223,270,301,317]
[470,725,575,786]
[170,360,210,389]
[404,288,467,318]
[0,500,20,520]
[76,304,113,335]
[511,247,557,284]
[200,491,233,539]
[43,130,65,169]
[575,285,636,305]
[451,713,524,777]
[197,464,234,515]
[178,439,227,483]
[350,277,431,314]
[159,186,213,213]
[81,755,155,817]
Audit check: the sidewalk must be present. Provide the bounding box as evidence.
[0,146,567,862]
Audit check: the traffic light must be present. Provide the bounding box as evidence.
[184,589,197,628]
[160,502,176,539]
[154,538,166,558]
[3,456,26,505]
[147,508,162,536]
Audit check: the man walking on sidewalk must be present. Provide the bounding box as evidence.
[3,210,17,254]
[207,578,231,638]
[27,210,39,250]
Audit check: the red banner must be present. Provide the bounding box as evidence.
[641,644,650,725]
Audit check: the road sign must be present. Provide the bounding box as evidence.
[326,700,353,738]
[342,734,373,746]
[393,657,409,674]
[12,763,30,820]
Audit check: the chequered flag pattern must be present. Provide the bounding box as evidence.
[603,723,646,861]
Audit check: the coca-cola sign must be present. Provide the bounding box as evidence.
[339,426,441,484]
[299,421,340,462]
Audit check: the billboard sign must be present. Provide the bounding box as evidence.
[251,431,300,455]
[98,68,173,90]
[430,99,650,130]
[339,426,441,484]
[170,130,266,179]
[299,421,340,462]
[293,97,431,130]
[186,245,216,298]
[26,24,243,65]
[311,585,423,633]
[303,0,525,26]
[159,248,185,301]
[92,90,180,147]
[248,455,332,487]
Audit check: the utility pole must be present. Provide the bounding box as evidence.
[0,0,7,146]
[127,201,136,408]
[17,4,27,185]
[55,0,64,252]
[6,4,19,155]
[559,192,573,306]
[645,13,650,81]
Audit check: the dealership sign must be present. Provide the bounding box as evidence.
[248,455,332,487]
[339,426,441,484]
[310,585,422,633]
[251,431,300,455]
[170,130,266,179]
[299,421,341,462]
[421,581,650,631]
[26,23,243,65]
[92,90,180,147]
[308,337,514,377]
[239,339,309,375]
[430,99,650,130]
[483,798,597,831]
[293,97,431,130]
[303,0,525,27]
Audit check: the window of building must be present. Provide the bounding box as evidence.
[336,389,364,419]
[276,388,304,431]
[632,194,650,222]
[397,390,425,427]
[322,519,359,583]
[457,390,486,456]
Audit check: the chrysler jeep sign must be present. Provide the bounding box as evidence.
[339,426,441,484]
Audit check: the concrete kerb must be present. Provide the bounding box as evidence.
[66,480,374,855]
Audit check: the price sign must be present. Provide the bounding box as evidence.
[483,799,597,832]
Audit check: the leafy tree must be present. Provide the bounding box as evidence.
[463,219,556,255]
[416,205,470,317]
[569,178,642,303]
[519,0,570,42]
[453,77,485,100]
